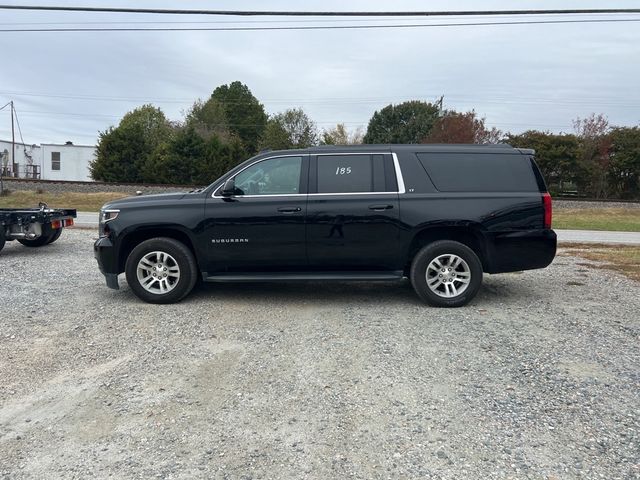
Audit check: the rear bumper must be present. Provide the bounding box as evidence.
[485,229,557,274]
[94,236,120,289]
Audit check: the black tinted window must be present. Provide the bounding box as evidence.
[317,155,373,193]
[417,153,539,192]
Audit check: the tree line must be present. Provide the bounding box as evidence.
[90,81,640,199]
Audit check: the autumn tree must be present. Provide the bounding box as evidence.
[260,108,318,150]
[423,110,502,144]
[573,114,612,198]
[185,97,230,140]
[321,123,364,145]
[363,101,440,144]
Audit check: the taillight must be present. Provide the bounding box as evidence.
[542,192,552,229]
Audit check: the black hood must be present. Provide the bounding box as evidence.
[103,192,189,209]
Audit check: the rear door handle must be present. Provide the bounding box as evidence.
[369,204,393,211]
[277,206,302,214]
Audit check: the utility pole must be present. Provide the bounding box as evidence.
[437,95,444,116]
[11,100,15,178]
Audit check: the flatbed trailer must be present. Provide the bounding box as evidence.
[0,203,77,253]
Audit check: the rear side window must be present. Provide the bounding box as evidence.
[417,153,539,192]
[317,155,373,193]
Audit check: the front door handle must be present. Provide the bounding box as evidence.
[277,206,302,214]
[369,204,393,211]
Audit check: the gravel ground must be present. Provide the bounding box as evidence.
[0,229,638,480]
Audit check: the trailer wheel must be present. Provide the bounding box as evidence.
[18,225,56,247]
[47,228,63,244]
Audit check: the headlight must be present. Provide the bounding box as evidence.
[101,209,120,223]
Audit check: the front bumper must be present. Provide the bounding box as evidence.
[94,236,120,290]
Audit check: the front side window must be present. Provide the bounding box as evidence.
[234,156,302,196]
[317,155,373,193]
[51,152,61,171]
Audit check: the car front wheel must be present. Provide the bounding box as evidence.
[410,240,483,307]
[125,237,198,304]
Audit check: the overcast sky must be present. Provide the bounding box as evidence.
[1,0,639,146]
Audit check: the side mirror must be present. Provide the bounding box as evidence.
[221,178,236,197]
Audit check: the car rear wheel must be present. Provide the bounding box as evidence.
[125,237,198,304]
[410,240,483,307]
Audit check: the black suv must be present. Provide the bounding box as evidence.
[94,144,556,307]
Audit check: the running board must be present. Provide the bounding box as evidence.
[203,271,404,283]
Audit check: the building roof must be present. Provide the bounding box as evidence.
[40,142,96,148]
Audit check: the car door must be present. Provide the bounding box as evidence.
[306,152,403,271]
[202,154,309,274]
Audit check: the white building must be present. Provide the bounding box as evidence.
[0,139,96,181]
[0,140,41,179]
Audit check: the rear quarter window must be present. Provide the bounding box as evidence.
[417,153,539,192]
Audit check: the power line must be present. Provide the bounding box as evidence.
[4,90,639,109]
[2,18,640,33]
[5,15,608,26]
[1,6,640,16]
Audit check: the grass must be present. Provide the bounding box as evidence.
[554,208,640,232]
[0,190,129,211]
[559,243,640,281]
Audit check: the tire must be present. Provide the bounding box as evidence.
[17,225,56,247]
[0,228,5,253]
[125,237,198,304]
[410,240,483,308]
[46,228,63,244]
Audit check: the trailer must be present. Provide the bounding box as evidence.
[0,203,77,253]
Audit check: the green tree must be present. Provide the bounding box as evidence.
[608,126,640,199]
[194,135,246,185]
[260,108,318,150]
[210,81,267,155]
[90,105,173,182]
[143,127,205,184]
[142,127,247,186]
[506,131,580,194]
[363,101,440,144]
